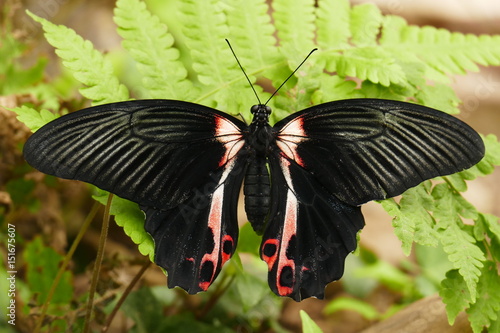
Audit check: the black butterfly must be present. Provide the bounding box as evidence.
[23,95,484,301]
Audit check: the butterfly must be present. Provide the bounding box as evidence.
[23,93,484,301]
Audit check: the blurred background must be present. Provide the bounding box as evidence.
[0,0,499,332]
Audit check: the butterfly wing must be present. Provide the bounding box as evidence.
[24,99,248,293]
[274,98,485,206]
[262,98,484,300]
[262,153,364,301]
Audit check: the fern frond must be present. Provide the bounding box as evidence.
[440,269,472,324]
[178,0,251,111]
[315,0,351,50]
[273,0,316,60]
[93,192,155,261]
[10,106,58,132]
[466,262,500,333]
[381,15,500,82]
[349,3,382,46]
[439,224,485,301]
[381,182,439,255]
[225,0,277,70]
[27,12,129,105]
[114,0,194,100]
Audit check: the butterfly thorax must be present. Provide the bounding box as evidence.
[247,104,273,156]
[243,104,273,234]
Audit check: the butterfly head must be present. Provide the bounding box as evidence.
[250,104,272,124]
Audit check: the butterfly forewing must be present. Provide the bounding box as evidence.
[274,99,485,206]
[24,100,247,208]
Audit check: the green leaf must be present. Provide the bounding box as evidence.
[438,224,485,301]
[440,269,472,325]
[466,262,500,333]
[335,47,407,86]
[432,183,479,224]
[24,237,73,304]
[355,260,413,295]
[479,134,500,174]
[316,0,350,50]
[177,0,252,112]
[93,191,154,262]
[114,0,194,100]
[415,83,461,114]
[237,223,261,257]
[273,0,316,60]
[381,15,500,82]
[225,0,277,70]
[300,310,323,333]
[27,11,129,105]
[382,182,438,255]
[10,106,58,132]
[350,3,382,46]
[324,297,380,320]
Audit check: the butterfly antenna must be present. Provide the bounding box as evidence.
[225,39,262,105]
[264,48,318,106]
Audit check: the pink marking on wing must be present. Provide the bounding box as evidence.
[275,188,298,296]
[266,156,299,296]
[215,116,244,166]
[277,117,307,167]
[198,159,236,290]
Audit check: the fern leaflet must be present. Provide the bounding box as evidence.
[27,12,129,105]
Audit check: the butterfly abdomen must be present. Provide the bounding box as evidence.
[244,157,271,234]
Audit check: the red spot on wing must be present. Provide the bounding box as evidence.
[221,235,234,265]
[262,239,279,269]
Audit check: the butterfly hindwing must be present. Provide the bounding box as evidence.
[274,98,485,206]
[142,154,247,293]
[261,153,364,301]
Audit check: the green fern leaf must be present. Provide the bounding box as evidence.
[178,0,252,112]
[93,191,155,261]
[225,0,277,70]
[433,183,478,223]
[312,74,362,104]
[477,134,500,174]
[440,269,472,324]
[350,3,382,46]
[467,261,500,333]
[334,47,407,86]
[381,15,500,82]
[273,0,316,60]
[10,106,58,132]
[381,182,439,255]
[224,0,287,109]
[415,83,461,114]
[315,0,350,50]
[438,223,485,301]
[114,0,194,100]
[27,12,129,105]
